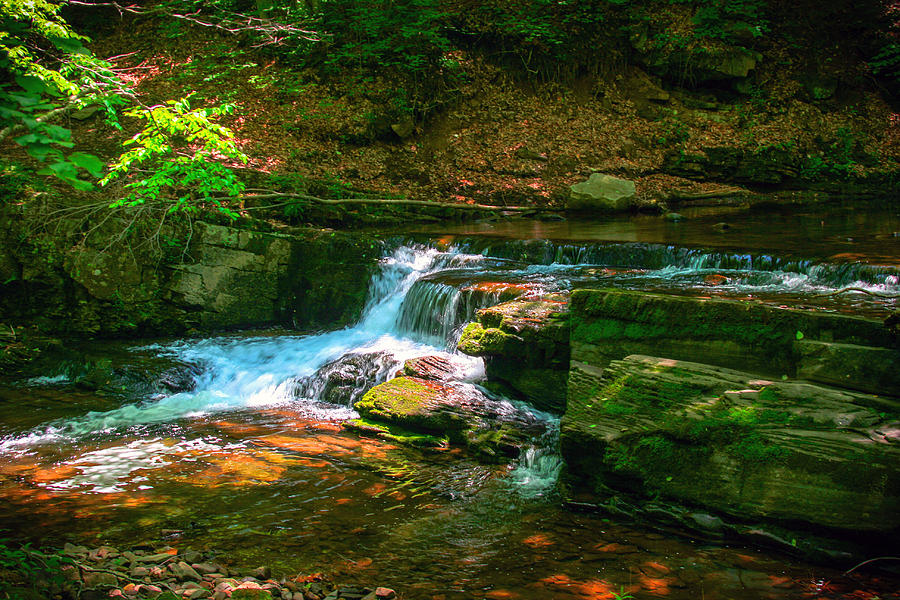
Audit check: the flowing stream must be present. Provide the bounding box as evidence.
[1,206,898,599]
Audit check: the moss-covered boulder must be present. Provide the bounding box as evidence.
[570,289,897,388]
[457,297,570,413]
[353,376,545,462]
[561,354,900,537]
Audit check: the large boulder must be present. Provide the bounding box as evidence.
[168,222,379,331]
[458,297,570,412]
[353,376,545,461]
[561,354,900,535]
[567,174,636,213]
[168,222,294,328]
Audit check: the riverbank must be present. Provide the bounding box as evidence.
[0,542,396,600]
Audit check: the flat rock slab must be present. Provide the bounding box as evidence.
[569,288,897,384]
[562,354,900,534]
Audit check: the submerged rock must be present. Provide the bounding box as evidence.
[562,354,900,536]
[458,297,569,413]
[353,376,544,461]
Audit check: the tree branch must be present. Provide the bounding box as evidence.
[224,191,560,212]
[67,1,325,45]
[0,103,74,145]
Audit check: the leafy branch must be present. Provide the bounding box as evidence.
[1,0,134,189]
[101,99,249,218]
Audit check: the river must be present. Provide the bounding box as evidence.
[1,203,898,599]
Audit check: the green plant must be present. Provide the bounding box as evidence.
[869,42,900,89]
[0,0,130,189]
[101,98,248,218]
[655,117,690,147]
[612,587,636,600]
[800,127,868,181]
[0,539,74,598]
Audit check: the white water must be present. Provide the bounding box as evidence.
[1,246,488,447]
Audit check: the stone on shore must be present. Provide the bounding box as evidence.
[567,174,636,212]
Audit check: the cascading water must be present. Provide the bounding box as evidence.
[0,243,560,494]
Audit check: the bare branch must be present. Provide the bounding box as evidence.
[68,1,325,45]
[0,103,75,144]
[224,190,560,212]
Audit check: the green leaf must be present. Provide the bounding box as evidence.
[68,152,106,177]
[69,178,95,191]
[14,75,49,94]
[48,35,88,55]
[795,331,804,340]
[46,160,79,179]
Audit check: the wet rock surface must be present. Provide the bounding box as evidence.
[402,355,455,381]
[457,297,570,413]
[296,351,396,406]
[562,354,900,539]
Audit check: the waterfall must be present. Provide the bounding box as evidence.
[0,245,489,445]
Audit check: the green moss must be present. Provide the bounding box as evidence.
[456,322,519,356]
[344,417,448,448]
[355,376,435,418]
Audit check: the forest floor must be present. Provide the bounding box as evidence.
[10,6,887,227]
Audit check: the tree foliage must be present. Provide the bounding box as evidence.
[102,99,248,218]
[0,0,127,188]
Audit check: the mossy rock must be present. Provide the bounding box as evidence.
[569,288,896,380]
[343,417,449,448]
[561,354,900,535]
[354,377,546,462]
[457,297,571,410]
[457,323,523,357]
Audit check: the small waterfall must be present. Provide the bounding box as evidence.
[457,239,900,292]
[1,245,487,444]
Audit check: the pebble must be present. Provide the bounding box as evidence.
[137,552,174,564]
[193,562,221,575]
[131,566,150,578]
[172,561,203,582]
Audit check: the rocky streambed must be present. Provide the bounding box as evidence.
[2,543,396,600]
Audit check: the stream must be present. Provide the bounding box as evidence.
[1,203,898,599]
